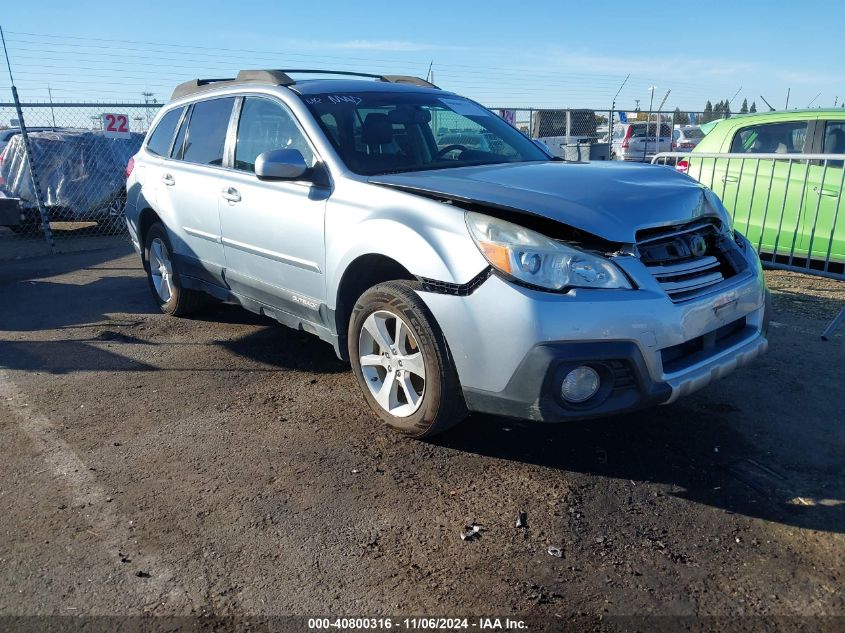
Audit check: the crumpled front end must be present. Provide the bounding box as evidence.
[417,217,769,422]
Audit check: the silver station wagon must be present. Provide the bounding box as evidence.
[124,69,770,438]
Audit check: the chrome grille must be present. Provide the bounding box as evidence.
[649,256,725,301]
[637,221,739,303]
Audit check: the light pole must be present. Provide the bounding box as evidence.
[608,73,630,151]
[644,86,656,160]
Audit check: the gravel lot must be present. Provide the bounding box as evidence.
[1,245,843,632]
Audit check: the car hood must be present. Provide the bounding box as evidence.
[369,161,713,243]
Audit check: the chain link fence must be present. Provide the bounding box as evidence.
[0,102,161,257]
[494,108,729,160]
[1,101,729,259]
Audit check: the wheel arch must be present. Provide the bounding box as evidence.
[333,254,416,360]
[137,207,163,267]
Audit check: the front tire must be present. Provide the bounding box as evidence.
[143,222,205,316]
[348,281,466,438]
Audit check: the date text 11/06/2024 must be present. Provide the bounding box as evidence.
[307,617,528,630]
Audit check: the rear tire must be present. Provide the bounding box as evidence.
[143,222,206,316]
[348,281,466,438]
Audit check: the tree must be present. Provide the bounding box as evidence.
[750,101,757,113]
[723,100,731,118]
[740,98,749,114]
[703,100,714,123]
[672,107,689,125]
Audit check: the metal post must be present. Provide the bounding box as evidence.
[1,25,54,252]
[821,306,845,341]
[644,87,655,161]
[47,84,56,127]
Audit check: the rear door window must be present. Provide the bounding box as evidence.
[146,107,184,156]
[730,121,808,154]
[182,97,236,166]
[629,123,670,138]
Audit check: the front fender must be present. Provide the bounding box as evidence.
[325,200,487,311]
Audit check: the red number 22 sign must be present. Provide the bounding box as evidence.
[101,113,131,138]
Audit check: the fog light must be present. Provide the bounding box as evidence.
[561,366,600,403]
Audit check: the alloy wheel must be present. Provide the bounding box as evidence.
[358,309,426,417]
[149,237,174,303]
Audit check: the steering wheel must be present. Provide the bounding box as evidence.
[434,144,469,160]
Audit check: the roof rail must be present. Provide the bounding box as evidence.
[380,75,439,89]
[170,69,439,100]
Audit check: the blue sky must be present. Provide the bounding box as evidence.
[2,0,842,111]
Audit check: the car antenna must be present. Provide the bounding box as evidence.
[759,95,776,112]
[806,92,821,108]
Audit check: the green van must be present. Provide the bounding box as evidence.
[679,110,845,267]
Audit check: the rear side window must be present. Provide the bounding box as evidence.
[170,107,190,159]
[182,97,236,166]
[146,107,183,156]
[629,124,669,137]
[823,121,845,154]
[730,121,808,154]
[823,121,845,168]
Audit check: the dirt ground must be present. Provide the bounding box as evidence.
[0,245,843,632]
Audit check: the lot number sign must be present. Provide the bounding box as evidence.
[101,113,131,138]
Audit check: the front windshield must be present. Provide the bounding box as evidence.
[300,91,549,175]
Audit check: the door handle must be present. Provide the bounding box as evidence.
[722,175,738,183]
[161,174,175,186]
[813,186,840,198]
[221,186,241,203]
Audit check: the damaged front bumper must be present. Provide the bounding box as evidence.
[417,251,769,422]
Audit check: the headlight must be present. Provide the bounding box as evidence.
[465,212,631,291]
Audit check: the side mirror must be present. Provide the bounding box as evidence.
[255,149,308,180]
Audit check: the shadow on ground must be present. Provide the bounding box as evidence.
[2,246,842,536]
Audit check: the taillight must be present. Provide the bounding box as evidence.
[125,156,135,179]
[620,125,633,150]
[676,159,689,174]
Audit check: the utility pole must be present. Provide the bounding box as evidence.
[785,88,790,110]
[142,91,156,127]
[1,24,54,252]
